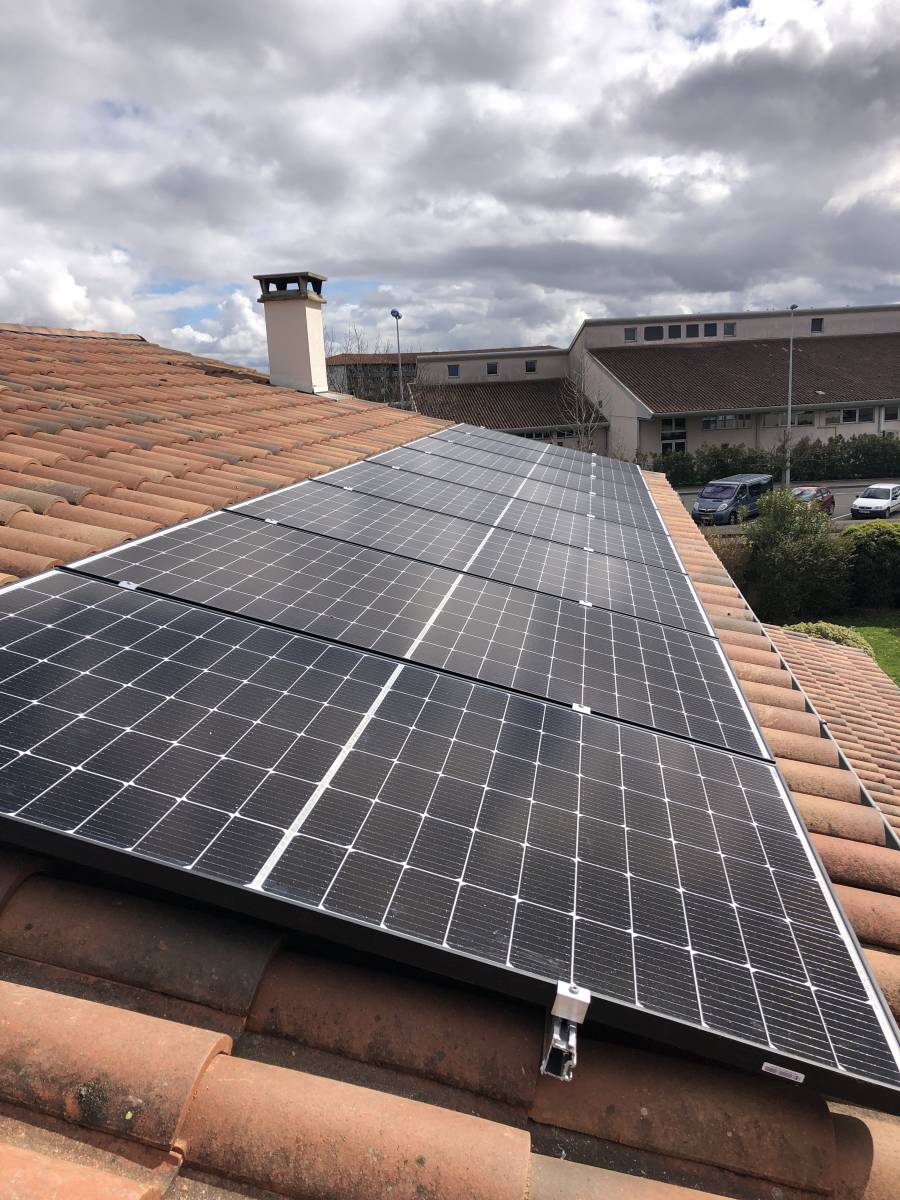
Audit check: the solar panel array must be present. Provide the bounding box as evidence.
[0,420,898,1111]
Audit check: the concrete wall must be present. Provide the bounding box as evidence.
[582,354,642,458]
[575,306,900,351]
[416,352,567,385]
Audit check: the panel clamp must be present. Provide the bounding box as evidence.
[118,580,138,591]
[541,982,591,1082]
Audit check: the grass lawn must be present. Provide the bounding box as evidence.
[838,610,900,684]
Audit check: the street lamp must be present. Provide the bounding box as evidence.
[785,303,799,488]
[390,308,405,409]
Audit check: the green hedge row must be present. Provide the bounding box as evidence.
[709,493,900,623]
[640,433,900,487]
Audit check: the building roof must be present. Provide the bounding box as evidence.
[413,378,577,430]
[0,323,443,588]
[592,332,900,415]
[1,327,900,1197]
[769,625,900,833]
[326,353,418,365]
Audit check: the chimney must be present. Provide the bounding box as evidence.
[254,270,328,393]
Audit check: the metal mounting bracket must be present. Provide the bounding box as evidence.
[541,981,591,1082]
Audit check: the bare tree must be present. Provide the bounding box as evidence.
[559,351,605,452]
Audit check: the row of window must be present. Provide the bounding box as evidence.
[661,404,899,453]
[447,360,537,378]
[624,316,826,343]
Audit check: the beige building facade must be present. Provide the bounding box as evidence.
[409,304,900,458]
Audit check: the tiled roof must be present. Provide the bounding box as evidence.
[0,323,445,587]
[2,331,900,1196]
[326,353,418,365]
[769,625,900,833]
[413,378,577,430]
[592,332,900,414]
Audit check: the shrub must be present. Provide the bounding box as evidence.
[842,522,900,608]
[643,432,900,486]
[783,620,874,655]
[724,490,850,623]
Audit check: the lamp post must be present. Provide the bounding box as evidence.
[390,308,404,409]
[785,303,798,488]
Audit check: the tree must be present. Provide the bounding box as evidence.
[725,489,849,623]
[560,351,605,452]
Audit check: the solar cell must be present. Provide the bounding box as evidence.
[235,483,706,633]
[1,571,898,1112]
[70,512,763,755]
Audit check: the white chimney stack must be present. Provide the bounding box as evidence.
[254,270,328,393]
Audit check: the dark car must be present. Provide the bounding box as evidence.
[691,473,774,525]
[792,485,835,515]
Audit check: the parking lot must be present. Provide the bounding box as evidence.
[677,479,900,533]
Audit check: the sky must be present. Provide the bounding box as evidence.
[1,0,898,367]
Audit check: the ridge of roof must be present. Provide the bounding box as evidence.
[0,321,146,341]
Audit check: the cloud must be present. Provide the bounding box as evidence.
[0,0,898,368]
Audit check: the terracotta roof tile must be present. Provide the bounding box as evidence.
[0,323,442,586]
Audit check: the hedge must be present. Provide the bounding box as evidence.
[783,621,874,655]
[641,433,900,487]
[842,522,900,608]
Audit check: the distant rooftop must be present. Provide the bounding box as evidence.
[592,331,900,415]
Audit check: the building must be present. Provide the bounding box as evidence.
[578,306,900,459]
[330,305,900,459]
[0,276,899,1196]
[325,351,417,405]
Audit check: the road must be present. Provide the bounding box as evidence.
[677,479,900,533]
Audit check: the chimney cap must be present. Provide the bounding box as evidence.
[254,270,328,302]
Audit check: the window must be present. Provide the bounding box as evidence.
[486,362,498,375]
[811,317,824,333]
[644,325,664,341]
[825,407,873,425]
[724,321,736,337]
[885,405,899,421]
[701,413,752,431]
[686,323,700,338]
[765,409,815,427]
[624,327,637,342]
[661,416,686,455]
[668,325,681,339]
[525,360,537,373]
[447,364,459,378]
[704,322,717,337]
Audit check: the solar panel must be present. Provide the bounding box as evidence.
[70,512,763,755]
[323,460,666,537]
[373,446,655,518]
[1,570,898,1112]
[235,483,707,634]
[243,478,682,574]
[405,436,601,494]
[432,427,598,475]
[441,425,644,479]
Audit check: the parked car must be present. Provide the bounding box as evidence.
[850,483,900,519]
[792,485,835,515]
[691,473,774,525]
